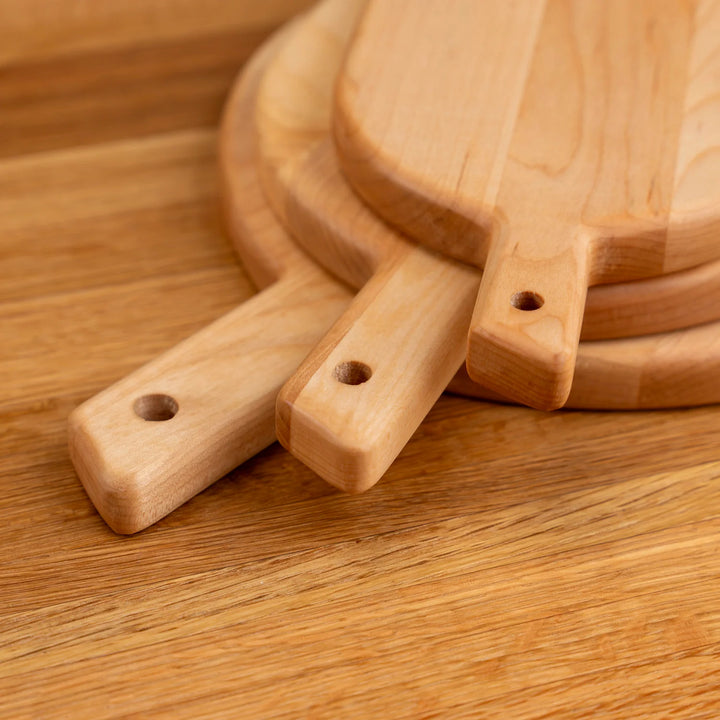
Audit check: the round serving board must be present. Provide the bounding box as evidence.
[334,0,720,409]
[67,7,720,534]
[247,0,720,493]
[251,0,720,492]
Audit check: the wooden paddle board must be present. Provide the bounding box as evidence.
[254,0,720,492]
[68,7,720,532]
[335,0,720,409]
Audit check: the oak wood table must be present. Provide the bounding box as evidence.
[2,3,719,717]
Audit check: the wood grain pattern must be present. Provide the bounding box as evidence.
[256,0,481,492]
[3,4,720,718]
[247,0,720,492]
[335,0,720,409]
[67,0,720,530]
[0,32,266,160]
[257,0,720,342]
[68,27,353,533]
[0,0,315,65]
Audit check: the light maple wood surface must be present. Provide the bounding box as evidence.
[335,0,720,410]
[65,0,720,533]
[4,3,720,718]
[252,0,720,493]
[255,0,720,341]
[257,0,481,492]
[70,9,720,537]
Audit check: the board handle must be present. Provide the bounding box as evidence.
[276,246,480,493]
[68,270,349,534]
[466,231,591,410]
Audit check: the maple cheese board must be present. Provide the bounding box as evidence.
[258,0,720,342]
[334,0,720,410]
[68,3,720,534]
[255,0,720,491]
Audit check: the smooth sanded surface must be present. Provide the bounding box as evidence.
[335,0,720,409]
[4,4,720,718]
[249,0,720,412]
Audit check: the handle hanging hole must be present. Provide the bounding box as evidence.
[334,361,372,385]
[511,291,544,311]
[133,394,178,421]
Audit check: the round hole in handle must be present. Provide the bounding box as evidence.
[511,291,544,311]
[334,361,372,386]
[133,394,179,421]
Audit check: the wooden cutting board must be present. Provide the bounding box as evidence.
[260,0,720,342]
[10,8,720,712]
[335,0,720,409]
[68,4,720,531]
[66,20,474,531]
[67,22,479,532]
[252,0,720,492]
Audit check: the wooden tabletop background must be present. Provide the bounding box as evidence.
[3,2,720,717]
